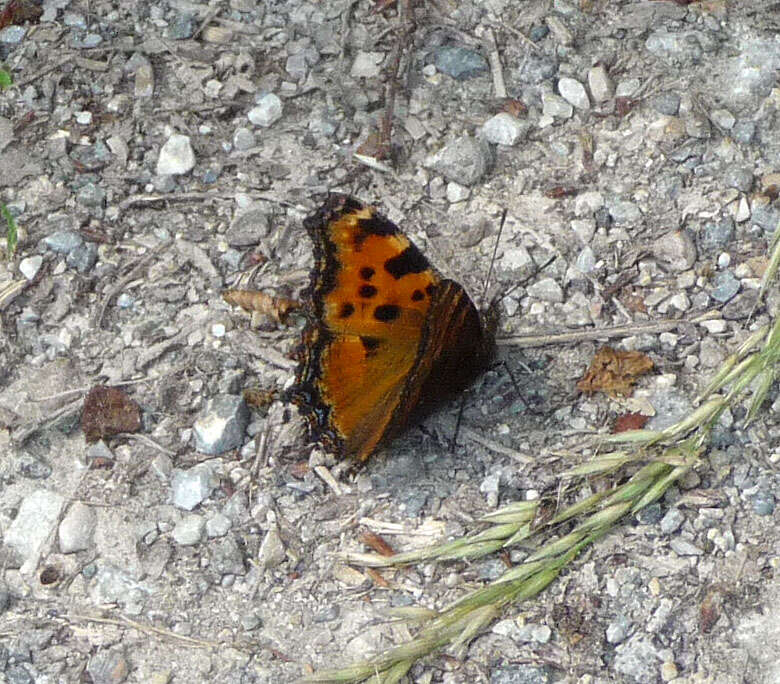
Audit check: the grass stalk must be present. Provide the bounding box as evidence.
[302,233,780,683]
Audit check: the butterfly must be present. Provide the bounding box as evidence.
[289,194,496,462]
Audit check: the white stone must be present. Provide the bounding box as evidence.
[173,514,205,545]
[527,277,564,303]
[446,182,469,203]
[75,111,93,125]
[558,77,590,109]
[480,112,527,146]
[350,51,384,79]
[700,319,727,334]
[156,134,195,175]
[571,218,596,243]
[574,191,604,216]
[59,501,97,553]
[19,255,43,280]
[542,92,573,119]
[588,64,614,103]
[668,293,690,311]
[734,196,751,222]
[248,93,282,127]
[5,490,66,572]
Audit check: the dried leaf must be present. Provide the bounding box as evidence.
[620,292,648,314]
[544,185,579,199]
[614,412,650,433]
[577,347,654,397]
[222,289,300,324]
[0,0,42,30]
[615,97,638,117]
[289,461,310,480]
[355,130,384,159]
[699,584,726,633]
[499,98,528,118]
[365,566,391,588]
[359,531,396,557]
[243,387,279,410]
[81,385,142,443]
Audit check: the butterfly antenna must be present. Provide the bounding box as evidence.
[450,395,467,453]
[480,208,507,308]
[494,253,558,305]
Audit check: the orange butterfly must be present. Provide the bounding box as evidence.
[290,194,496,462]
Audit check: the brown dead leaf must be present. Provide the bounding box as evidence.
[288,460,310,480]
[620,291,648,314]
[499,98,528,118]
[699,584,727,633]
[243,387,279,410]
[355,130,385,159]
[0,0,42,30]
[222,289,300,325]
[577,347,654,397]
[359,531,396,557]
[81,385,142,443]
[544,185,579,199]
[613,412,650,433]
[365,567,391,588]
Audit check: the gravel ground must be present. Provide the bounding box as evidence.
[0,1,779,683]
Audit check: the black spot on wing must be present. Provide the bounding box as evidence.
[411,289,424,301]
[373,304,400,322]
[358,284,378,298]
[339,303,354,318]
[360,336,381,356]
[357,215,398,236]
[359,266,375,280]
[384,245,429,280]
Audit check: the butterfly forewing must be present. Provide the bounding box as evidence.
[291,194,494,462]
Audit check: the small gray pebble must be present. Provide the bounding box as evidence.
[169,13,195,40]
[700,216,734,253]
[233,127,255,151]
[172,515,205,545]
[19,455,52,480]
[44,230,83,254]
[751,205,780,236]
[432,46,488,80]
[636,503,663,525]
[312,604,340,623]
[477,559,505,581]
[6,665,34,684]
[723,167,753,192]
[606,614,632,644]
[0,26,27,44]
[649,92,680,116]
[240,613,263,631]
[709,270,740,303]
[491,665,552,684]
[750,490,775,516]
[153,174,176,193]
[67,241,98,273]
[670,538,703,556]
[660,508,685,535]
[732,120,755,144]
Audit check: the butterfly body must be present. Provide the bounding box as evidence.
[290,194,495,462]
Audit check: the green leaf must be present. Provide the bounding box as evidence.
[1,203,18,258]
[0,67,12,90]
